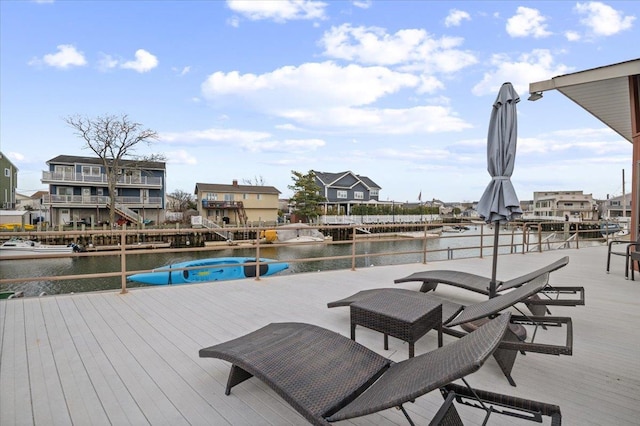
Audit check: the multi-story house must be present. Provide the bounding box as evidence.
[194,180,281,225]
[313,171,381,215]
[0,151,18,210]
[600,193,632,219]
[532,190,597,220]
[41,155,166,226]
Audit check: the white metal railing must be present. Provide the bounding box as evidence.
[42,171,162,187]
[42,194,162,207]
[320,214,442,224]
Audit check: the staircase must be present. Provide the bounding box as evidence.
[111,203,143,225]
[194,216,232,241]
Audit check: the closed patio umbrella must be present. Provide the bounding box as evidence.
[476,82,522,298]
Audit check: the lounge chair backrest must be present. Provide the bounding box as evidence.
[326,313,511,422]
[446,273,549,327]
[499,256,569,291]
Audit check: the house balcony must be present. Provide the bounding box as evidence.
[201,200,244,209]
[42,194,163,209]
[42,171,163,188]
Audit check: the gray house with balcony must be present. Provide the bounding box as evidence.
[41,155,166,226]
[313,170,381,215]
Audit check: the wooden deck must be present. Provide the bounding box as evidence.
[1,245,639,425]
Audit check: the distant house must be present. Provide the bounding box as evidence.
[0,151,18,210]
[194,180,281,225]
[313,170,381,215]
[601,193,632,219]
[41,155,166,226]
[532,190,597,220]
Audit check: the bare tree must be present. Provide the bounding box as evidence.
[65,114,163,225]
[242,175,266,186]
[167,189,196,212]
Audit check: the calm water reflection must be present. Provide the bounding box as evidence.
[1,227,528,296]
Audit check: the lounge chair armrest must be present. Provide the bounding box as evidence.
[527,286,585,306]
[441,384,562,426]
[504,315,573,356]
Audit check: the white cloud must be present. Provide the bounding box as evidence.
[506,7,552,38]
[160,128,272,145]
[278,105,472,134]
[202,61,418,110]
[352,0,371,9]
[242,138,326,153]
[7,152,25,161]
[472,49,571,96]
[226,0,327,22]
[575,1,635,36]
[565,30,581,41]
[121,49,158,73]
[97,53,118,71]
[319,24,477,73]
[201,60,474,134]
[30,44,87,69]
[164,150,198,165]
[444,9,471,27]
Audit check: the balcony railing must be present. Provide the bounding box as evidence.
[201,200,244,209]
[42,171,162,187]
[42,194,163,208]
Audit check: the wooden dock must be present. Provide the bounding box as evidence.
[1,245,639,425]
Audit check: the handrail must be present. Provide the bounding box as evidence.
[0,221,606,296]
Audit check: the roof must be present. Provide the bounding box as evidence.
[47,155,166,170]
[529,58,640,142]
[313,170,381,190]
[194,182,281,195]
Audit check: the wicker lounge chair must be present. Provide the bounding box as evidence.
[328,273,573,387]
[394,256,584,316]
[199,314,562,425]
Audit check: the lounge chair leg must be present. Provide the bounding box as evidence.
[225,364,254,395]
[399,405,416,426]
[494,328,520,387]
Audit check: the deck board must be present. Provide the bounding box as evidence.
[2,245,640,425]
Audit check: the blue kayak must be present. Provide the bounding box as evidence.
[128,257,289,285]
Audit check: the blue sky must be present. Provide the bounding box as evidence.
[1,1,638,203]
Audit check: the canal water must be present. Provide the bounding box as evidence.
[2,226,532,296]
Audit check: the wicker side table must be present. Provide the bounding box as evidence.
[350,291,442,358]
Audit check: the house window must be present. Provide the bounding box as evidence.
[4,168,9,177]
[81,165,101,176]
[206,193,218,201]
[257,194,262,200]
[224,194,234,201]
[337,190,347,199]
[243,194,248,200]
[354,191,364,200]
[57,187,73,196]
[97,188,104,196]
[370,189,378,197]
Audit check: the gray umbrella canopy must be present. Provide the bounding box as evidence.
[476,82,523,297]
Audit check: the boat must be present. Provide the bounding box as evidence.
[261,223,329,244]
[442,225,470,233]
[127,257,289,285]
[600,222,628,237]
[0,237,80,258]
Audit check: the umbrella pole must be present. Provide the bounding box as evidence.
[490,221,499,298]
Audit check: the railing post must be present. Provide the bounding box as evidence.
[538,225,543,253]
[351,224,357,271]
[422,223,428,264]
[120,229,128,294]
[480,222,484,258]
[255,234,261,281]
